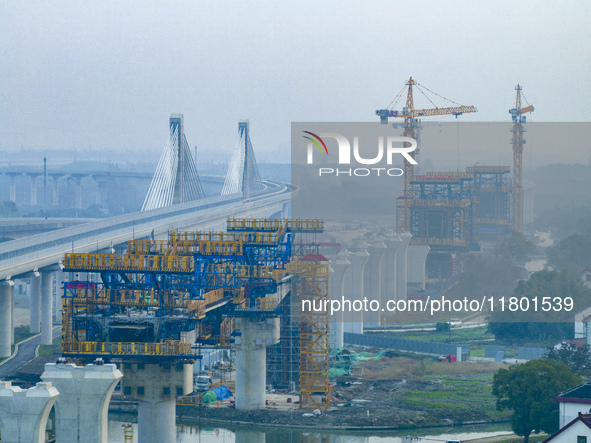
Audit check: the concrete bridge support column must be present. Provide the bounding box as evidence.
[343,249,369,334]
[11,284,14,345]
[381,235,400,324]
[41,272,53,345]
[41,361,122,443]
[29,175,39,206]
[363,240,386,328]
[0,381,59,443]
[329,252,350,349]
[8,174,17,203]
[73,177,83,209]
[53,269,63,324]
[119,362,192,443]
[395,232,412,302]
[51,176,60,207]
[235,317,279,410]
[407,244,430,291]
[0,281,13,357]
[138,399,175,443]
[30,275,41,334]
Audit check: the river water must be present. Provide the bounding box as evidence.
[107,418,513,442]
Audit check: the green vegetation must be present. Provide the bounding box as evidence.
[546,234,591,270]
[14,326,36,344]
[0,327,38,363]
[359,353,507,422]
[488,270,591,341]
[546,342,591,377]
[400,377,500,420]
[38,336,61,357]
[493,359,581,443]
[387,325,494,343]
[496,437,547,443]
[497,230,538,264]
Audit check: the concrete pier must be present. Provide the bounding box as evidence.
[380,235,400,324]
[41,361,123,443]
[30,274,41,334]
[235,317,279,410]
[41,272,53,345]
[407,244,430,291]
[10,284,14,345]
[395,232,412,302]
[0,281,13,357]
[329,252,350,349]
[0,381,59,443]
[54,269,63,324]
[119,362,192,443]
[343,248,369,334]
[363,240,386,327]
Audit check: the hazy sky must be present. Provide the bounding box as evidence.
[1,1,589,163]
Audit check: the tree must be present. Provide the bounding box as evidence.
[488,270,591,341]
[496,230,538,264]
[454,255,521,302]
[545,342,591,377]
[546,234,591,271]
[492,359,581,442]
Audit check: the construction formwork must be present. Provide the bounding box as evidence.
[398,167,512,252]
[467,166,512,240]
[266,290,300,391]
[400,172,476,252]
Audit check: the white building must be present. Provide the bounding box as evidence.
[543,413,591,443]
[556,384,591,428]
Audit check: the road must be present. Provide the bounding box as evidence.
[0,326,62,380]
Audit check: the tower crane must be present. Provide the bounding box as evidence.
[376,77,478,232]
[509,84,534,233]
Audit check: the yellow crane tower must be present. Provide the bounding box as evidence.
[509,84,534,233]
[376,77,478,232]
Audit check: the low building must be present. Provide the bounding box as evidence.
[543,413,591,442]
[556,384,591,428]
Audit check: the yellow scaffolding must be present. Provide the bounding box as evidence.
[62,340,196,357]
[290,259,330,410]
[226,217,324,233]
[64,252,195,273]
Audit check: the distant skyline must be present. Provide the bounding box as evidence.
[1,1,590,164]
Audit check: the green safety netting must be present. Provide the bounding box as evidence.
[328,349,389,377]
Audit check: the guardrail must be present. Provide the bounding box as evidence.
[62,340,198,357]
[0,179,293,278]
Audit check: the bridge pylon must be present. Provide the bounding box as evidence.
[222,120,263,199]
[142,114,204,211]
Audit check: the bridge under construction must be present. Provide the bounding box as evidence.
[57,217,327,441]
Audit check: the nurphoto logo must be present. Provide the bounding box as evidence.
[302,131,417,177]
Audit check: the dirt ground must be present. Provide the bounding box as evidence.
[180,348,508,429]
[6,344,509,429]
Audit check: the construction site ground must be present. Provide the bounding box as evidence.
[5,337,511,430]
[180,346,510,429]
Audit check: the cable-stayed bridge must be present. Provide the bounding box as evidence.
[0,114,292,356]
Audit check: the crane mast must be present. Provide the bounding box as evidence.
[509,84,534,233]
[376,77,478,232]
